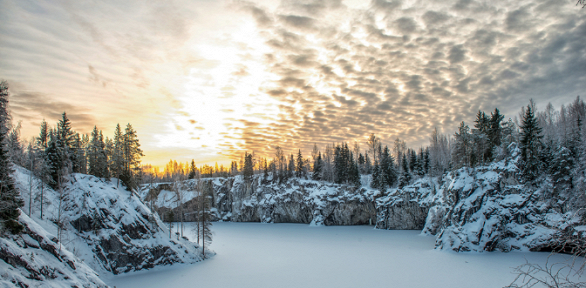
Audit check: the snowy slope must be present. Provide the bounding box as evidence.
[13,167,208,276]
[0,211,107,288]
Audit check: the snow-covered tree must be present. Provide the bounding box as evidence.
[520,103,543,180]
[296,149,304,178]
[0,80,24,234]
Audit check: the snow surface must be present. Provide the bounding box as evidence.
[106,222,580,288]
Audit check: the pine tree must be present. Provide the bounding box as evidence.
[416,148,425,176]
[409,149,417,173]
[550,146,573,200]
[334,145,348,184]
[0,81,24,234]
[46,130,64,188]
[189,160,197,179]
[243,152,254,182]
[488,108,504,154]
[312,152,322,180]
[364,152,372,174]
[120,123,143,190]
[453,121,472,168]
[111,124,124,186]
[423,148,430,175]
[296,149,303,178]
[520,104,543,180]
[98,131,109,178]
[358,153,365,174]
[380,146,397,189]
[399,153,410,188]
[38,119,48,149]
[474,110,491,163]
[371,162,381,189]
[7,122,23,166]
[36,121,51,220]
[88,126,102,177]
[348,152,361,187]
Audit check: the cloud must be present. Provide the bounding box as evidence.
[9,89,95,132]
[278,15,317,31]
[2,0,584,164]
[88,65,108,87]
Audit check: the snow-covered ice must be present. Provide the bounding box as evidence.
[106,222,577,288]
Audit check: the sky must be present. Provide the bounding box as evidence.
[0,0,584,167]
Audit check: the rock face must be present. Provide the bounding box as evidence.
[0,212,107,287]
[375,178,438,230]
[63,174,204,275]
[215,177,380,226]
[12,168,207,276]
[143,176,425,229]
[421,145,582,252]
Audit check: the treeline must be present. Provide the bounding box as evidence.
[148,96,586,211]
[11,115,144,192]
[142,159,235,183]
[0,81,145,234]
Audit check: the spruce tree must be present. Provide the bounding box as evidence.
[489,108,504,153]
[371,163,381,189]
[358,153,365,174]
[423,148,430,175]
[243,152,254,182]
[46,131,63,188]
[0,81,24,234]
[88,126,101,177]
[312,152,322,180]
[121,123,143,190]
[520,104,543,180]
[453,121,472,168]
[296,149,303,178]
[189,160,197,179]
[112,124,124,186]
[348,152,361,187]
[380,146,397,189]
[399,153,410,188]
[364,152,371,174]
[409,149,417,173]
[550,146,573,200]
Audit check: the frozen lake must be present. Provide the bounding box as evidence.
[106,222,570,288]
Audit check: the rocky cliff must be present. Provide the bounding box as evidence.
[12,167,207,276]
[143,144,584,253]
[142,175,427,229]
[421,144,583,252]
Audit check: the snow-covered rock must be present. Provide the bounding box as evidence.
[143,176,380,226]
[422,146,581,252]
[0,211,107,288]
[14,167,208,276]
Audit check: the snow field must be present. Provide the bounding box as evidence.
[107,222,580,288]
